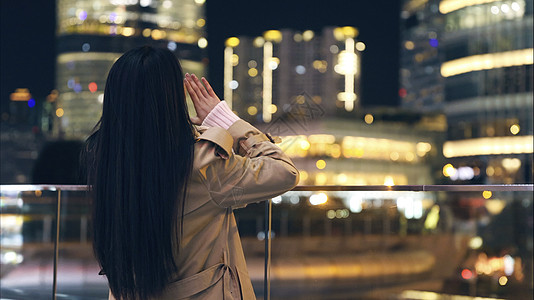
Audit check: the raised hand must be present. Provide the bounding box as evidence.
[184,73,220,125]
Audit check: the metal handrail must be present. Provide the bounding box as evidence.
[1,184,532,192]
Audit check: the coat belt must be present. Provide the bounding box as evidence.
[160,263,237,299]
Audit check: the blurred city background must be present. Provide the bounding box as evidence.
[1,0,533,299]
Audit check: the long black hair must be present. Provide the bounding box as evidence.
[86,46,195,299]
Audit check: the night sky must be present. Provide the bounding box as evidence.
[1,0,400,115]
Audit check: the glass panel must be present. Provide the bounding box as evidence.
[2,185,532,299]
[56,188,108,298]
[53,188,267,299]
[234,202,266,297]
[269,189,533,299]
[0,186,58,299]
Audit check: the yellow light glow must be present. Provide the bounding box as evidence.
[337,92,356,101]
[405,41,415,50]
[441,48,533,77]
[482,190,492,199]
[1,215,23,228]
[223,46,233,108]
[10,88,31,101]
[196,18,206,27]
[337,38,358,112]
[57,52,120,64]
[151,29,165,40]
[469,236,483,249]
[264,30,283,43]
[315,173,328,185]
[225,37,240,48]
[355,42,366,51]
[270,104,277,114]
[121,27,135,37]
[337,173,348,183]
[247,106,257,116]
[35,190,42,197]
[384,176,395,186]
[424,205,440,230]
[253,36,265,47]
[443,136,533,157]
[194,0,206,4]
[56,108,64,117]
[404,0,429,12]
[142,28,151,37]
[486,199,506,215]
[231,54,239,66]
[316,160,326,169]
[327,210,336,219]
[333,26,358,41]
[364,114,374,124]
[308,134,336,144]
[300,140,311,151]
[335,51,358,75]
[510,124,520,135]
[499,276,508,286]
[310,193,328,205]
[443,164,456,177]
[302,30,314,41]
[300,170,308,181]
[197,37,208,48]
[331,144,341,158]
[502,158,521,172]
[390,152,400,161]
[403,290,504,300]
[248,68,258,77]
[440,0,501,14]
[416,142,432,155]
[263,41,273,122]
[341,136,416,161]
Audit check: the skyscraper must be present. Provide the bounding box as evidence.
[55,0,207,139]
[224,27,362,124]
[400,0,533,183]
[400,0,445,113]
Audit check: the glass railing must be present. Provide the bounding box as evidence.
[1,185,532,300]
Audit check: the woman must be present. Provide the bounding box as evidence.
[86,45,299,300]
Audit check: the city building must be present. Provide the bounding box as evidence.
[225,28,447,186]
[224,27,363,123]
[399,0,445,113]
[400,0,533,184]
[0,89,52,184]
[55,0,208,139]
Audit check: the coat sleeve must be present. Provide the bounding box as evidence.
[195,119,299,209]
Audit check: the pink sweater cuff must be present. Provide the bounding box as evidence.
[201,101,240,130]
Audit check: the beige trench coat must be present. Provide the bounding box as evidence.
[109,119,299,299]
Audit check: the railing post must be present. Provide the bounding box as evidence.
[264,198,272,300]
[52,188,61,300]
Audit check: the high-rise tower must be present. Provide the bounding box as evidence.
[224,27,362,124]
[400,0,533,183]
[55,0,207,138]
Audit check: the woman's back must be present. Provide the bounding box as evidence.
[88,46,299,300]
